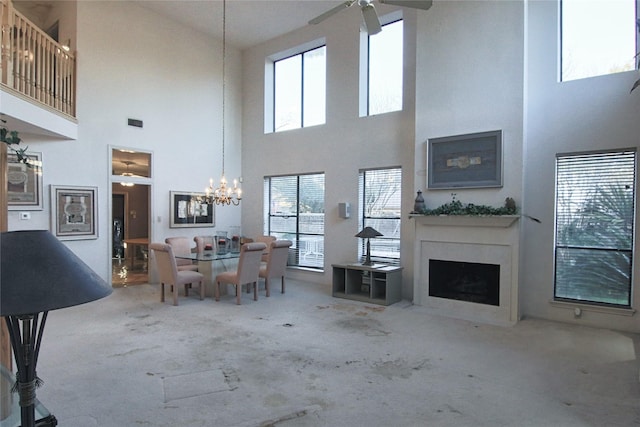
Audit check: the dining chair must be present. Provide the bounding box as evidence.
[215,242,266,304]
[259,240,292,296]
[165,236,198,272]
[255,235,276,262]
[150,243,205,306]
[194,235,217,253]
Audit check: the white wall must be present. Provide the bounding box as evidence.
[415,0,524,210]
[7,1,243,280]
[6,0,638,331]
[522,1,640,332]
[241,5,417,294]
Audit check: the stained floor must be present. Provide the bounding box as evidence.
[24,281,640,426]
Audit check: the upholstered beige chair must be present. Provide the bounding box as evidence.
[255,235,276,262]
[150,243,205,306]
[215,242,266,304]
[259,240,292,296]
[194,235,217,253]
[165,236,198,272]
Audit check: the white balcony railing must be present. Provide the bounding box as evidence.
[1,0,76,118]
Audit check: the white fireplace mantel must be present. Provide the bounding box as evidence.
[409,214,520,228]
[412,214,520,326]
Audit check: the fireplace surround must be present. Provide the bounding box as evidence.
[412,215,520,325]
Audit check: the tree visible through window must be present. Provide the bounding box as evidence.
[264,173,325,269]
[368,19,403,115]
[554,150,636,307]
[561,0,637,82]
[274,46,326,131]
[359,167,402,264]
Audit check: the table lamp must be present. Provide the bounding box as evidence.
[1,230,113,427]
[355,227,383,265]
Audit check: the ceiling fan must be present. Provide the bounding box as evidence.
[309,0,433,35]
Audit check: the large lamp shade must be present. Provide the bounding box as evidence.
[1,230,112,427]
[1,230,112,316]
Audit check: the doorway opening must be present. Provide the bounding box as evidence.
[110,148,152,287]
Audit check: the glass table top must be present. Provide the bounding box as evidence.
[174,251,240,261]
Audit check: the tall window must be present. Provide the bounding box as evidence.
[264,173,325,269]
[561,0,637,82]
[555,149,636,307]
[358,167,402,264]
[274,46,326,132]
[366,19,403,116]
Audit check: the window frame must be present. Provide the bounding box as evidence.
[359,11,404,117]
[271,44,326,133]
[264,173,325,270]
[358,167,402,265]
[559,0,639,83]
[553,148,636,308]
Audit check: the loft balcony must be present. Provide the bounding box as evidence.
[1,0,77,139]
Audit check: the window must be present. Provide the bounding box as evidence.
[274,46,326,132]
[358,167,402,264]
[554,149,636,307]
[362,18,403,116]
[561,0,637,82]
[264,173,325,269]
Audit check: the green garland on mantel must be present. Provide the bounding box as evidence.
[411,194,517,216]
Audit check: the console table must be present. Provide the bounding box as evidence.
[332,263,403,306]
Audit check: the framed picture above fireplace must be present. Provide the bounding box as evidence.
[427,130,502,189]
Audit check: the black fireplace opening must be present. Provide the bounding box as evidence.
[429,259,500,306]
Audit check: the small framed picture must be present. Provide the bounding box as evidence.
[428,130,503,189]
[7,151,43,210]
[50,185,98,240]
[170,191,215,228]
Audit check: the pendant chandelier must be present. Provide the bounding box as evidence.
[206,0,242,206]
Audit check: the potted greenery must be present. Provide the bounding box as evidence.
[1,119,28,164]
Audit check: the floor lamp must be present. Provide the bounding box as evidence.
[355,227,383,265]
[1,230,112,427]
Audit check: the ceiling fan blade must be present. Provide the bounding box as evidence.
[379,0,433,11]
[309,0,357,25]
[361,3,382,35]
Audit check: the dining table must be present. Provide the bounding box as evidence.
[174,250,241,297]
[124,237,149,269]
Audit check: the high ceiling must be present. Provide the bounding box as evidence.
[14,1,349,50]
[135,0,346,50]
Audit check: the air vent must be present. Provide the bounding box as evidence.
[127,118,143,128]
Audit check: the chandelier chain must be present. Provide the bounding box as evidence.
[205,0,241,206]
[221,0,226,175]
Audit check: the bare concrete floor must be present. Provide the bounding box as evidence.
[27,280,640,426]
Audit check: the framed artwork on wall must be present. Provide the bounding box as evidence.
[427,130,503,189]
[170,191,215,228]
[50,185,98,240]
[7,151,43,210]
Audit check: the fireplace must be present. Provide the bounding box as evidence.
[412,215,520,325]
[429,260,500,306]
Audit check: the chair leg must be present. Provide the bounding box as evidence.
[161,283,165,302]
[184,284,190,297]
[215,281,220,301]
[173,284,178,306]
[253,281,257,301]
[199,280,205,300]
[236,284,241,305]
[265,278,270,297]
[281,276,285,294]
